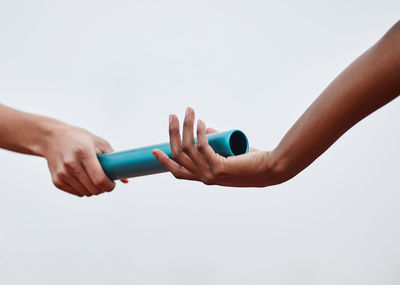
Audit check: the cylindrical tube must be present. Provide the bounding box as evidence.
[98,130,248,180]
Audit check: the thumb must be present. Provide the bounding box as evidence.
[97,139,114,154]
[97,139,129,184]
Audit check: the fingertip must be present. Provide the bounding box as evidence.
[174,115,180,125]
[154,151,170,166]
[153,148,168,159]
[169,114,180,130]
[170,114,178,122]
[206,127,218,134]
[186,107,195,119]
[197,119,206,131]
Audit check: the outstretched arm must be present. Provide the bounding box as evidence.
[153,21,400,187]
[0,104,124,196]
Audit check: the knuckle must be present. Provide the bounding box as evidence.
[63,159,75,169]
[93,177,104,187]
[169,125,179,135]
[74,145,88,158]
[181,144,192,154]
[196,142,206,152]
[56,170,68,181]
[70,167,81,176]
[106,183,116,192]
[171,152,181,162]
[93,176,109,189]
[172,172,184,180]
[201,173,214,185]
[52,179,63,189]
[183,119,192,128]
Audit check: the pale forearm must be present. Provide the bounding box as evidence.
[268,21,400,183]
[0,104,64,156]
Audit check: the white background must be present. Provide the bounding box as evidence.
[0,0,399,284]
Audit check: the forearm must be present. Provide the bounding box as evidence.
[268,21,400,183]
[0,104,64,157]
[0,104,119,196]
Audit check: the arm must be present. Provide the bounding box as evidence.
[0,104,123,196]
[153,21,400,187]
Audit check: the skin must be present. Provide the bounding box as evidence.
[0,105,127,197]
[152,20,400,187]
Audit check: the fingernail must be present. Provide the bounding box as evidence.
[169,114,173,124]
[185,107,190,116]
[153,149,160,159]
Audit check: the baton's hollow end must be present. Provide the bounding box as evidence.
[229,130,249,155]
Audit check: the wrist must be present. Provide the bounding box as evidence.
[31,116,67,157]
[262,149,290,186]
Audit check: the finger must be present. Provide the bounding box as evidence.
[182,107,196,148]
[181,108,210,168]
[96,141,129,184]
[77,147,116,192]
[152,149,198,181]
[66,162,102,195]
[169,114,196,170]
[64,174,93,197]
[97,139,114,154]
[169,114,182,153]
[206,127,218,134]
[54,180,84,197]
[196,119,219,164]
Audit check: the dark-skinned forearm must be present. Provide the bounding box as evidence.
[266,21,400,184]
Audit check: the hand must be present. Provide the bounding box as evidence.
[43,123,127,197]
[152,107,281,187]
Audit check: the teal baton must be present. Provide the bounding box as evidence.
[98,130,249,180]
